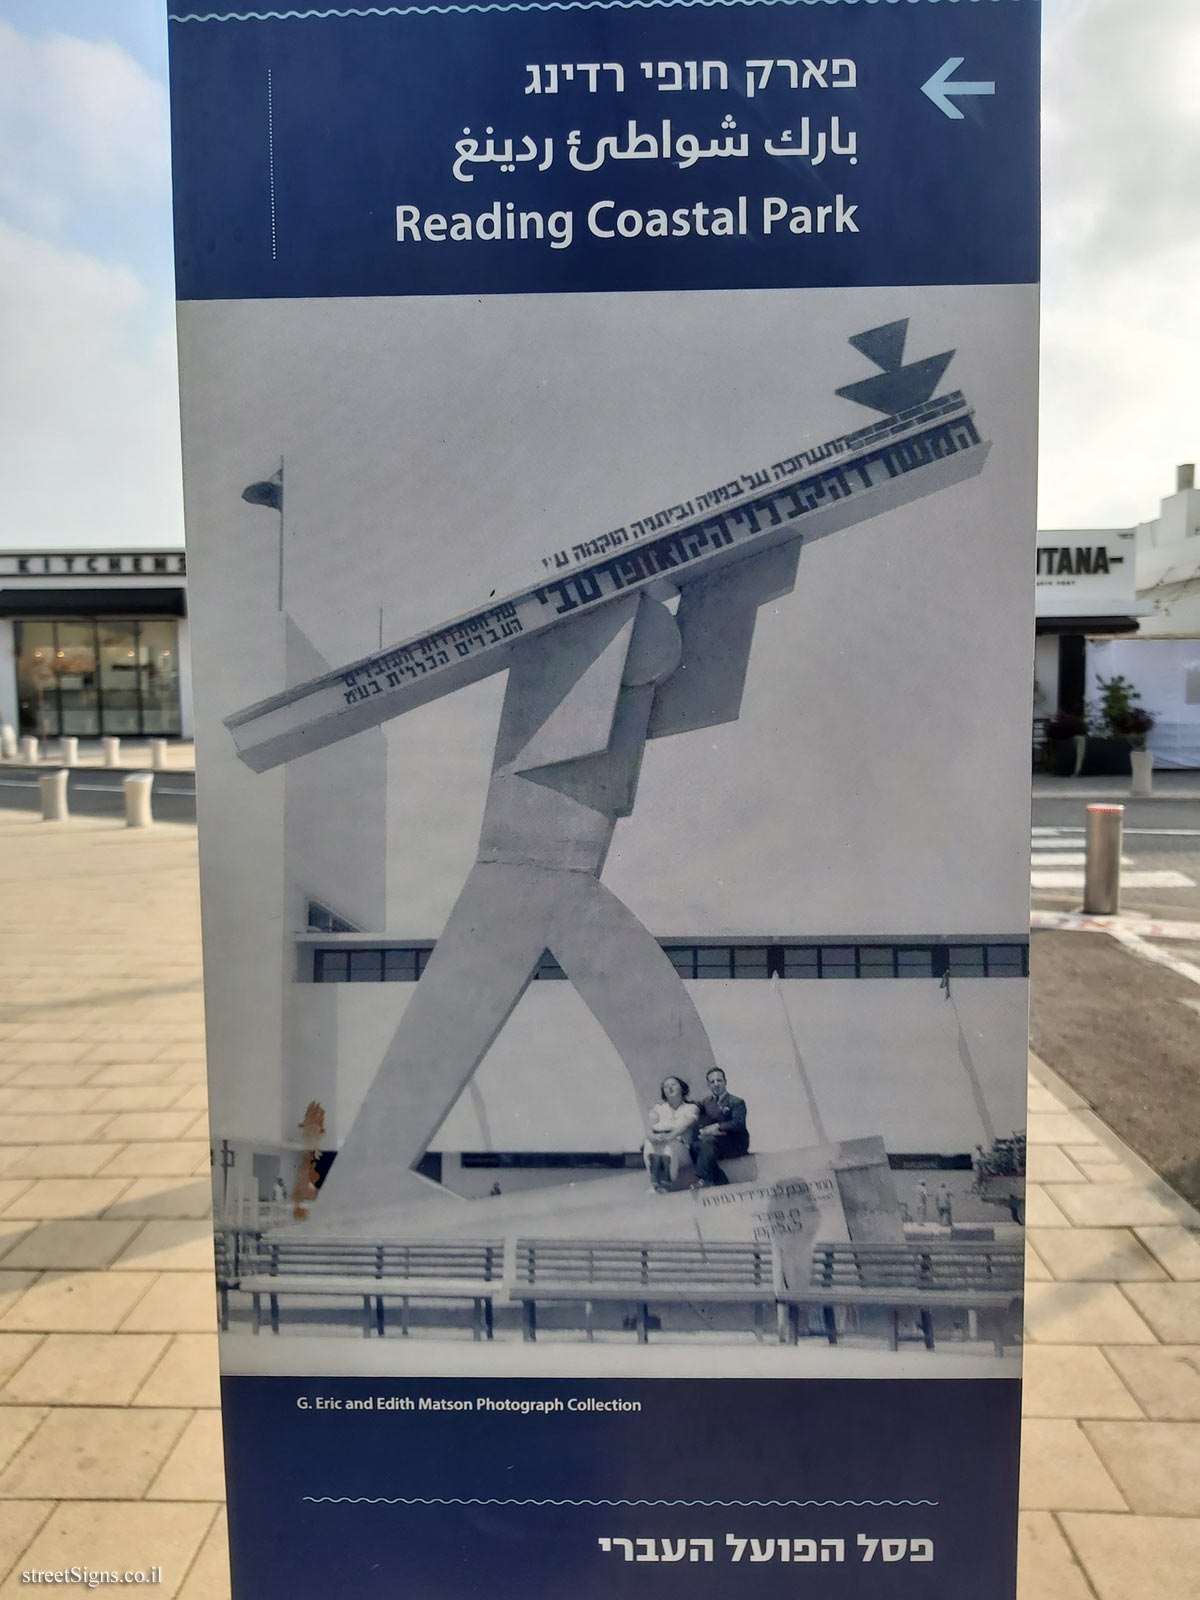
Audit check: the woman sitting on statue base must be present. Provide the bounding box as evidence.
[642,1076,700,1192]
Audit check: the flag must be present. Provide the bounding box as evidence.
[242,469,283,512]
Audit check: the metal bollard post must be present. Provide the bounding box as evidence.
[1083,803,1124,915]
[123,771,154,828]
[38,769,69,822]
[20,735,39,765]
[0,724,16,760]
[102,736,121,767]
[60,736,79,767]
[149,738,168,772]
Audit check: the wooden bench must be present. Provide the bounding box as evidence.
[783,1240,1024,1353]
[514,1238,778,1343]
[231,1236,504,1339]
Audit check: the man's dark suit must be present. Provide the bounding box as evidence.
[692,1090,749,1185]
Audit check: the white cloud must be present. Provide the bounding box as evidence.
[1040,0,1200,526]
[0,21,169,234]
[0,219,183,546]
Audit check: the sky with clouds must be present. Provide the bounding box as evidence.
[0,0,1196,547]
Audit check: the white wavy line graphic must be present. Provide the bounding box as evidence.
[170,0,1023,22]
[300,1495,940,1507]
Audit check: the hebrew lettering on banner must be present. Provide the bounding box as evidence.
[325,398,985,721]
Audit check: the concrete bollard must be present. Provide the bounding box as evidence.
[1083,803,1124,915]
[20,736,39,765]
[102,736,121,767]
[149,738,168,772]
[123,771,154,828]
[59,736,79,767]
[38,769,69,822]
[0,724,16,760]
[1130,749,1154,800]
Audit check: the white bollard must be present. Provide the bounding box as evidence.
[59,736,79,767]
[102,736,121,767]
[123,771,154,828]
[1083,803,1123,915]
[0,724,16,760]
[149,738,168,772]
[20,736,39,765]
[1130,748,1154,800]
[38,769,69,822]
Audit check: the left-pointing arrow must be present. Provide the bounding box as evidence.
[921,56,996,121]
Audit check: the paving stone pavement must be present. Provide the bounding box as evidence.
[1,812,1199,1597]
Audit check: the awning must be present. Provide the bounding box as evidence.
[0,587,186,618]
[1035,615,1142,636]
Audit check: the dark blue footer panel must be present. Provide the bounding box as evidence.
[221,1377,1020,1598]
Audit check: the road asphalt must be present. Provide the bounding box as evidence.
[0,769,196,823]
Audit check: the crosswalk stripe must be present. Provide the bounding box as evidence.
[1030,853,1132,867]
[1030,827,1196,890]
[1031,869,1195,890]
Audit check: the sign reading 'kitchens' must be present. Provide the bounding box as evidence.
[0,552,187,579]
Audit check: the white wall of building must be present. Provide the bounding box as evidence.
[1089,636,1200,768]
[1069,466,1200,766]
[1135,470,1200,635]
[1137,474,1200,625]
[321,973,1027,1161]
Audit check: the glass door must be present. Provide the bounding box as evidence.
[96,621,142,734]
[14,621,60,736]
[54,621,101,735]
[137,620,182,735]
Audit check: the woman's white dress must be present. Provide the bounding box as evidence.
[642,1099,700,1182]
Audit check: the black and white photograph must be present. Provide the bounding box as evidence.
[178,284,1037,1377]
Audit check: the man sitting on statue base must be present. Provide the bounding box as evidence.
[691,1067,750,1188]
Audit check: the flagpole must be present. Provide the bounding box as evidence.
[277,455,285,614]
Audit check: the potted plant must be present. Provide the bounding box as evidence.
[1079,675,1156,777]
[1042,710,1088,776]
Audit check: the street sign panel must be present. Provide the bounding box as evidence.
[168,1,1038,1595]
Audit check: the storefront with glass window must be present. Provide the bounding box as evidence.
[0,550,192,740]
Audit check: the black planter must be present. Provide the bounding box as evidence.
[1045,736,1083,777]
[1079,737,1133,777]
[1049,739,1094,777]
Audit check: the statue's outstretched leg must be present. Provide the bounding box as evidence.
[315,860,550,1217]
[315,862,717,1222]
[546,873,718,1109]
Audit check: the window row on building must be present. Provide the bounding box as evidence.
[308,939,1029,984]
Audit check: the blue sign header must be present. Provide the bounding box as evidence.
[169,1,1038,298]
